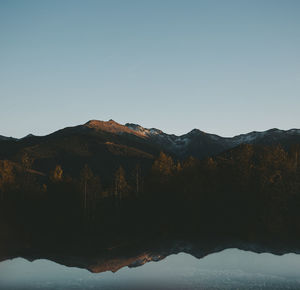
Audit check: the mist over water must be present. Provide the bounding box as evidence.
[1,249,300,289]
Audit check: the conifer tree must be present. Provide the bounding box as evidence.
[50,165,63,182]
[114,166,128,207]
[152,152,174,176]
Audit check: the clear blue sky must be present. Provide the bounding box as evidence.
[1,0,299,138]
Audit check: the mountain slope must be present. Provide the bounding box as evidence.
[1,120,300,178]
[125,123,300,159]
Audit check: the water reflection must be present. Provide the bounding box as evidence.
[1,249,300,289]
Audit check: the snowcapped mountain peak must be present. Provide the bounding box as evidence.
[125,123,145,133]
[2,119,300,161]
[125,123,163,137]
[82,120,300,158]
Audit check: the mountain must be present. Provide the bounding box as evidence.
[126,123,300,159]
[1,120,300,167]
[0,120,165,185]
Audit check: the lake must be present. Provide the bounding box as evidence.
[1,249,300,289]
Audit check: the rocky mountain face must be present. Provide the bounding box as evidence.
[82,120,300,159]
[1,119,300,163]
[125,123,300,159]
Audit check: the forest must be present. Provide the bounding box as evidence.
[1,143,300,258]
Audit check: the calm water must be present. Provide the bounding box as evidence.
[1,249,300,289]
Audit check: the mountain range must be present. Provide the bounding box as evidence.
[1,119,300,160]
[1,119,300,185]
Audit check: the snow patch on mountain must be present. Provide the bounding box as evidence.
[232,131,267,145]
[287,129,300,135]
[125,123,163,137]
[125,123,194,152]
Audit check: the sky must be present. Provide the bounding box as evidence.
[0,0,299,138]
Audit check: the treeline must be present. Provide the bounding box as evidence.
[146,144,300,240]
[1,144,300,250]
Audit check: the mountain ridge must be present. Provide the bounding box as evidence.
[1,119,300,143]
[1,119,300,161]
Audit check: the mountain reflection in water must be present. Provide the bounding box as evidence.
[1,249,300,290]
